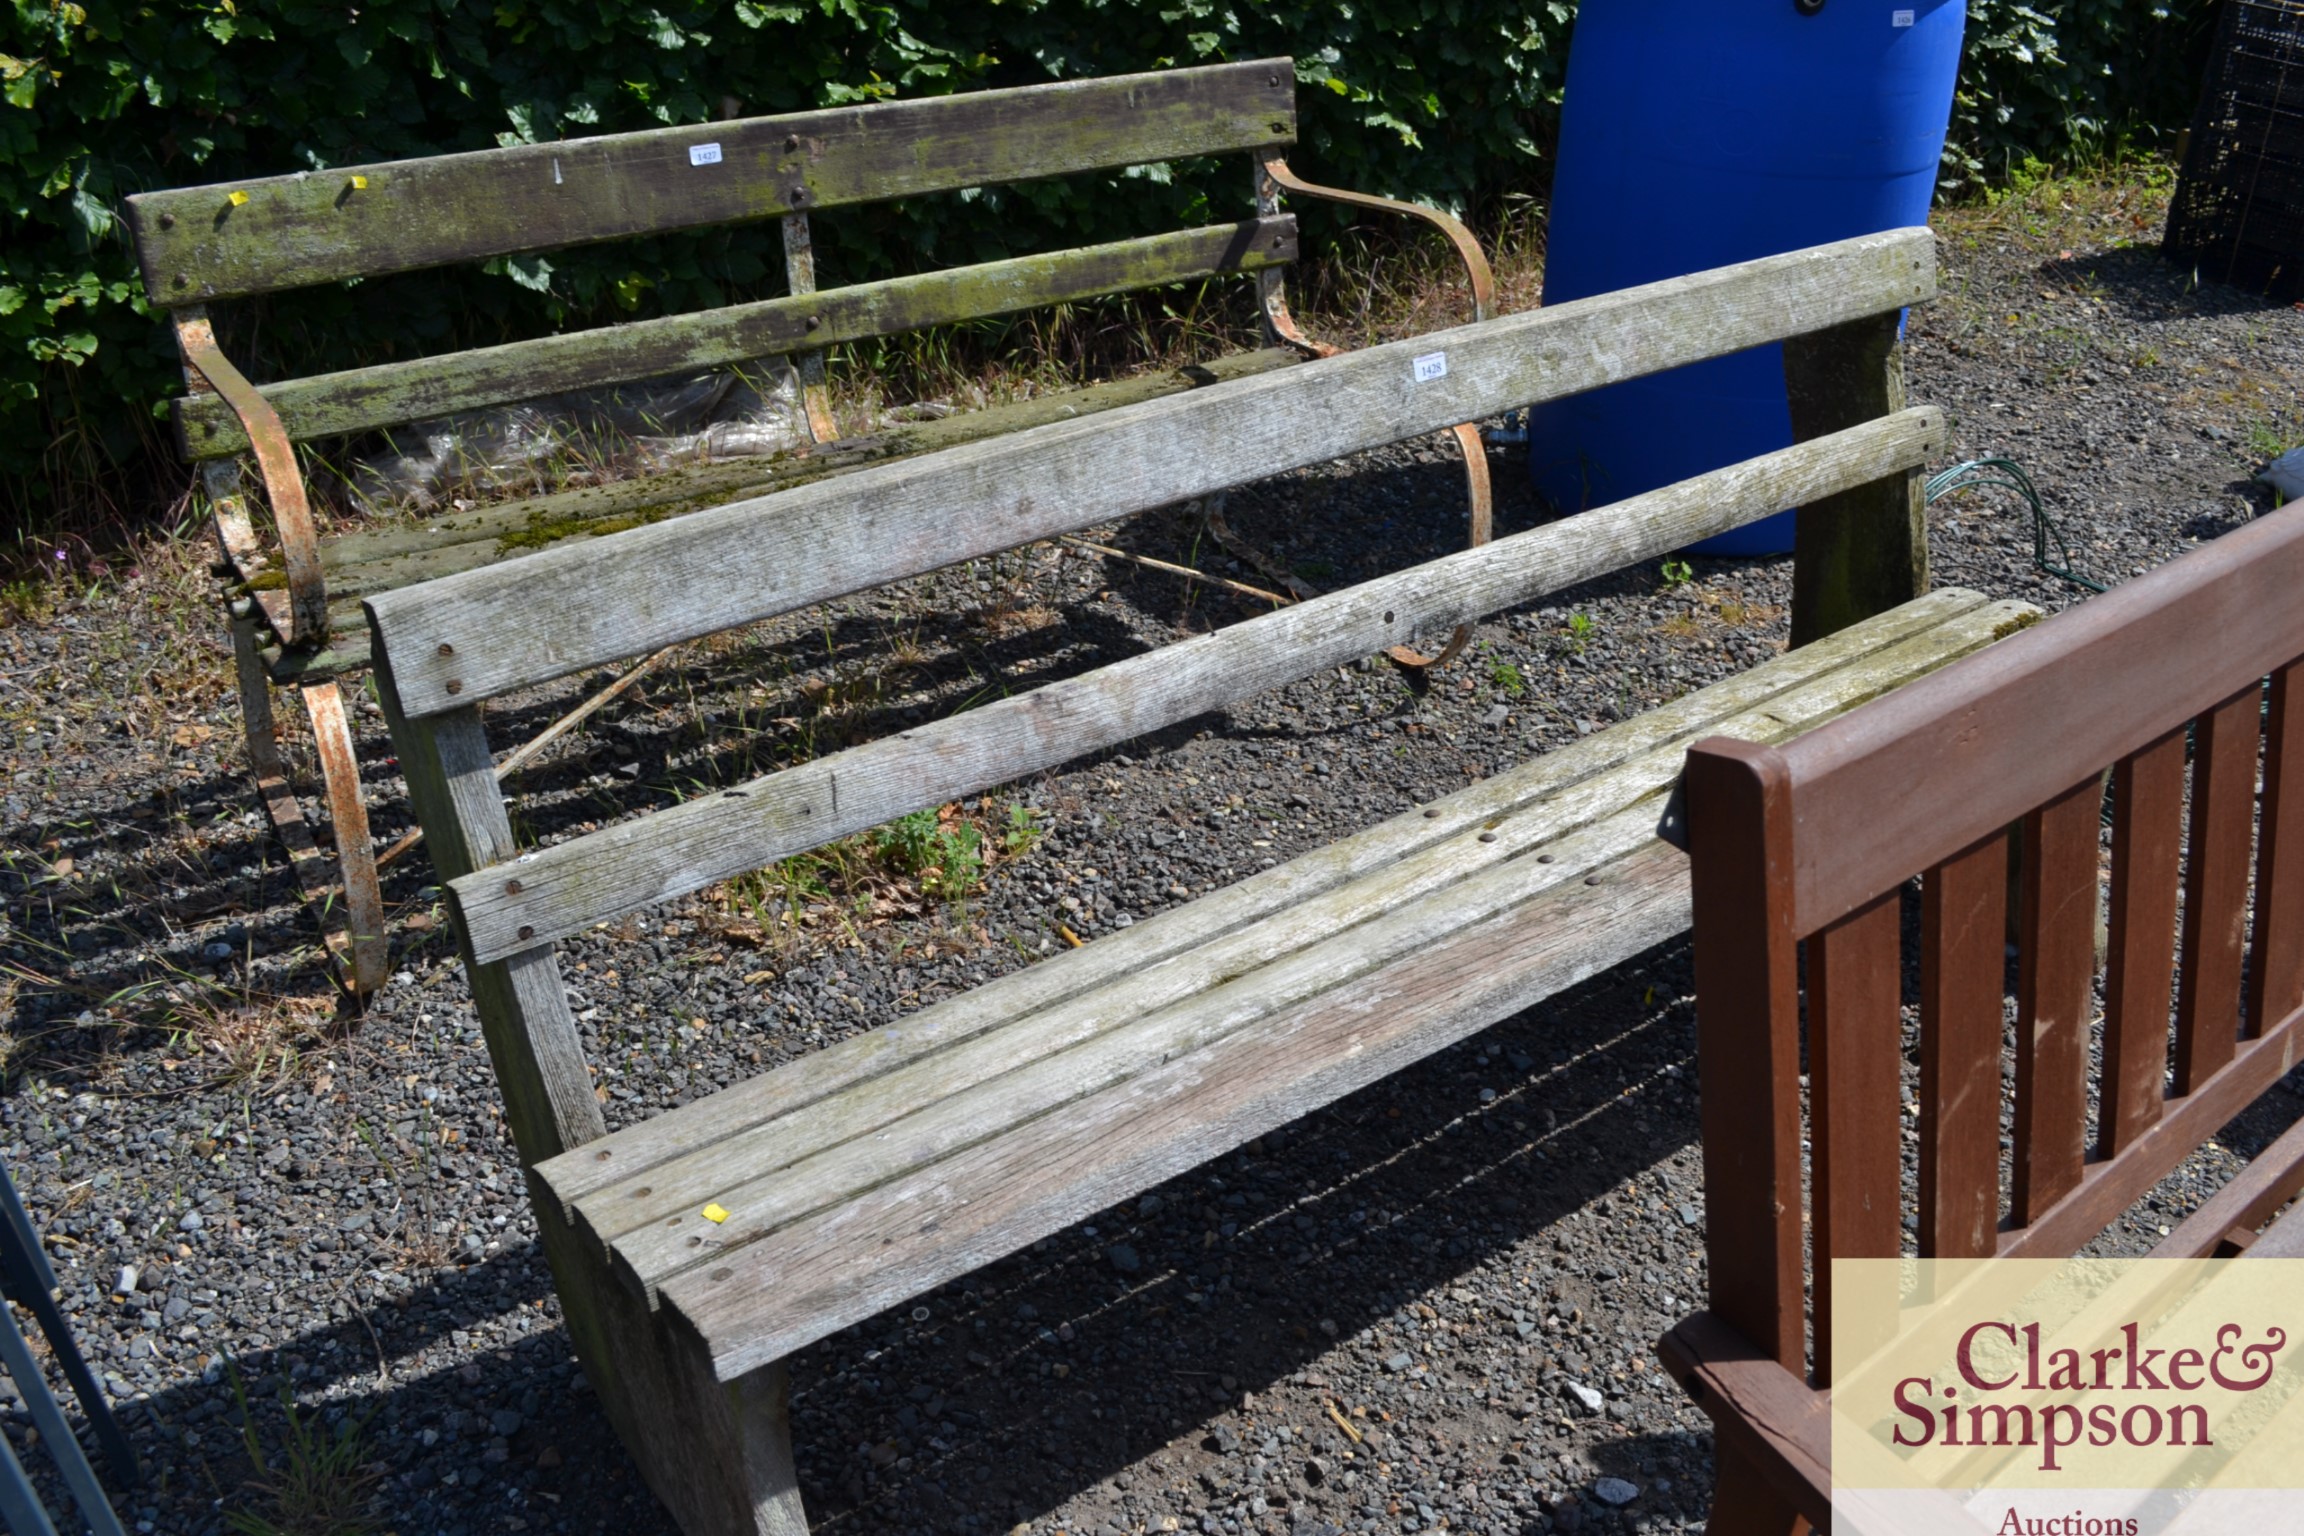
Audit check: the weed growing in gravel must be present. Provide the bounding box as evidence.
[1659,558,1693,588]
[2245,408,2302,462]
[1488,660,1526,698]
[1002,803,1044,857]
[225,1369,384,1536]
[706,799,1037,952]
[873,807,984,897]
[1559,612,1596,657]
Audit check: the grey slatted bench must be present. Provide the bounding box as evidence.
[368,227,2020,1535]
[122,59,1494,995]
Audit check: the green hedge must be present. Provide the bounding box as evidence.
[0,0,2211,542]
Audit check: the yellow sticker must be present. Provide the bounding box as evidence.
[349,175,368,190]
[226,190,249,207]
[702,1203,730,1224]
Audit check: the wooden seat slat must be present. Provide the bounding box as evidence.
[569,593,2024,1305]
[662,836,1697,1380]
[535,586,2001,1218]
[365,230,1940,721]
[172,220,1299,457]
[126,61,1297,304]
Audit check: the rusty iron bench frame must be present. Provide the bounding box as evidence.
[123,60,1496,996]
[366,229,1973,1535]
[1668,502,2304,1534]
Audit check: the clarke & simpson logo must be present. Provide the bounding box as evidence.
[1827,1259,2304,1536]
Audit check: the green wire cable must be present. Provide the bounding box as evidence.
[1922,456,2107,594]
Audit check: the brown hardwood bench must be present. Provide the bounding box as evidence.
[121,59,1496,995]
[366,227,2009,1534]
[1666,501,2304,1535]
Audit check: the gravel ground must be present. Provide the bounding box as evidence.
[3,172,2302,1536]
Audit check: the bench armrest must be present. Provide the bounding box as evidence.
[176,316,329,648]
[1257,153,1495,325]
[1658,1311,1835,1531]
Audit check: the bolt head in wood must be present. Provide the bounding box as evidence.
[505,879,523,895]
[517,924,534,940]
[444,679,463,695]
[437,641,455,656]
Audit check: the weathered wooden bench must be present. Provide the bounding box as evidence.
[1666,502,2304,1535]
[367,227,2007,1534]
[122,59,1497,995]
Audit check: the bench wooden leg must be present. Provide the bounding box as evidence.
[1704,1446,1809,1536]
[534,1196,809,1535]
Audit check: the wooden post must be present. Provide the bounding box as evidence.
[371,637,811,1536]
[1785,312,1929,646]
[1681,738,1806,1373]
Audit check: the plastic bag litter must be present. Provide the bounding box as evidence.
[2259,446,2304,506]
[346,359,805,515]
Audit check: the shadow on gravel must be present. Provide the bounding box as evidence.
[788,935,1705,1534]
[2035,246,2301,323]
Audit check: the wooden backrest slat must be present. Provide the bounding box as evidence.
[170,218,1299,459]
[429,410,1945,966]
[364,229,1940,721]
[2098,730,2185,1158]
[1805,893,1903,1382]
[1917,834,2008,1258]
[2173,684,2261,1091]
[126,61,1297,304]
[2009,779,2101,1223]
[1773,506,2304,934]
[2248,662,2304,1035]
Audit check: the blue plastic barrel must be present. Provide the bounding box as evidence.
[1528,0,1965,555]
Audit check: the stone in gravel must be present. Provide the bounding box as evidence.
[1565,1381,1604,1413]
[1383,1352,1413,1373]
[1592,1477,1639,1506]
[1205,1426,1240,1455]
[113,1266,136,1295]
[1106,1243,1142,1274]
[491,1409,523,1437]
[1304,1456,1329,1486]
[175,1211,201,1232]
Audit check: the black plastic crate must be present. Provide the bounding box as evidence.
[2165,0,2304,300]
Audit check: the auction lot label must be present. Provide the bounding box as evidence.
[1830,1259,2304,1536]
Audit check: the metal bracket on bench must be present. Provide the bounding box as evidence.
[1250,151,1497,670]
[175,315,330,650]
[180,317,387,997]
